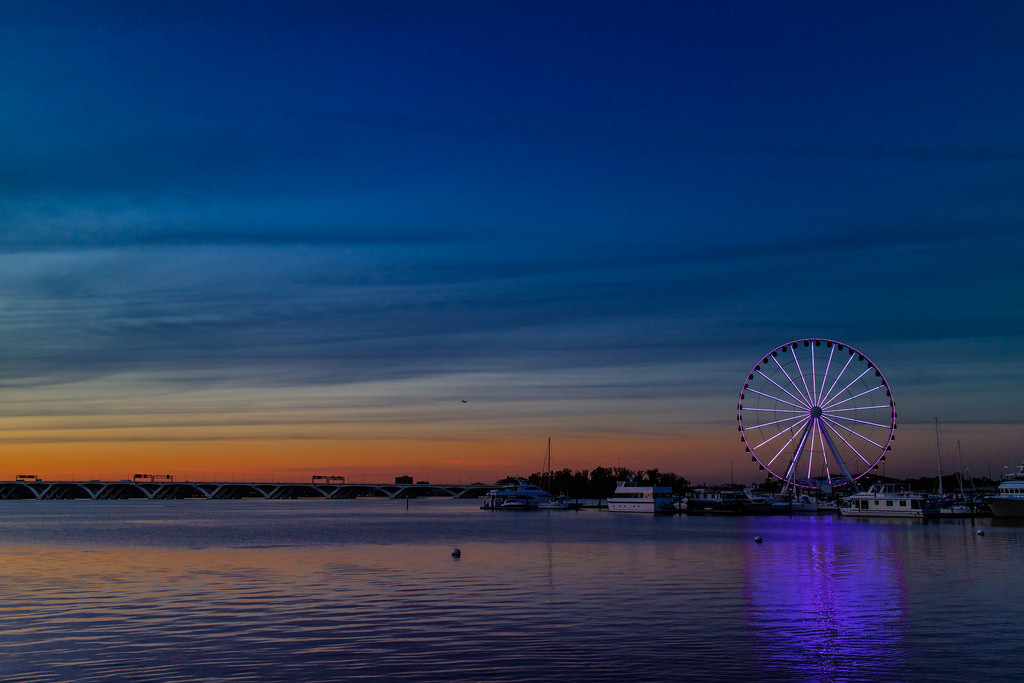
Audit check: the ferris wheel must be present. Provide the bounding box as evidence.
[737,339,896,490]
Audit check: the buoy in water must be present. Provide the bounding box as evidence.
[452,548,461,557]
[977,530,985,537]
[754,536,763,544]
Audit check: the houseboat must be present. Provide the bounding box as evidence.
[839,482,939,518]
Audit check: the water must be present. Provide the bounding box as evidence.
[0,500,1020,681]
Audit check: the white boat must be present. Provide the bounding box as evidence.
[839,482,939,518]
[606,480,676,513]
[987,464,1024,518]
[480,478,554,510]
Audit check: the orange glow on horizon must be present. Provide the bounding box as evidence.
[2,427,739,484]
[2,383,1016,488]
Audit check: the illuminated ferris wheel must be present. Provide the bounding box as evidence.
[737,339,896,490]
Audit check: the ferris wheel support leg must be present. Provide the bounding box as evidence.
[781,423,812,492]
[819,421,859,492]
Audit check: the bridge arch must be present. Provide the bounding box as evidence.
[0,482,40,499]
[41,483,97,500]
[205,484,267,499]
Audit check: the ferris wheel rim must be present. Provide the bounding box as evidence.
[737,338,896,488]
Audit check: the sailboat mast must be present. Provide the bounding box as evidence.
[543,437,551,491]
[957,440,966,499]
[935,418,943,497]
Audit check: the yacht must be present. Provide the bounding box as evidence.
[606,481,676,513]
[685,488,771,513]
[480,479,554,510]
[839,482,939,518]
[987,464,1024,518]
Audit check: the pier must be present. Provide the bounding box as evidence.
[0,479,493,501]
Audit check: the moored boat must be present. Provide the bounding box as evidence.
[686,488,744,513]
[606,480,676,513]
[537,495,572,510]
[769,493,821,514]
[839,482,939,518]
[480,478,555,510]
[987,464,1024,518]
[685,487,772,513]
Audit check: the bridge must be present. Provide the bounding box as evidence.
[0,479,495,501]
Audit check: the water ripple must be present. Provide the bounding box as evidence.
[0,502,1021,680]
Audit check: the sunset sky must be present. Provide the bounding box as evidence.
[2,1,1022,484]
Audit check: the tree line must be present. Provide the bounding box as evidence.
[501,467,691,499]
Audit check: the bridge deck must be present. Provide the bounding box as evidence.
[0,480,493,501]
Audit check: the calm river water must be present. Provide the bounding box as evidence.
[0,499,1021,681]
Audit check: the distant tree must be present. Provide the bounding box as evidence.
[590,466,619,499]
[566,469,590,497]
[502,465,691,498]
[660,471,690,495]
[613,466,634,481]
[542,467,584,497]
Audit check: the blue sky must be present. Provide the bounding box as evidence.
[1,1,1022,482]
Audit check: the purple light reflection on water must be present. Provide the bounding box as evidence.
[740,516,911,680]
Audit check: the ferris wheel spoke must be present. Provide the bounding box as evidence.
[749,416,810,450]
[822,382,886,412]
[824,403,892,413]
[771,354,812,406]
[809,342,823,405]
[814,420,834,481]
[818,419,861,484]
[765,427,807,467]
[823,413,893,430]
[781,422,813,485]
[744,386,808,413]
[743,407,808,415]
[819,366,873,410]
[819,351,856,408]
[809,343,818,405]
[746,412,808,432]
[789,345,816,408]
[821,414,885,452]
[758,365,810,409]
[817,344,837,407]
[818,418,873,467]
[805,418,819,479]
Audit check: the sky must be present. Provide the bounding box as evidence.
[1,1,1022,484]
